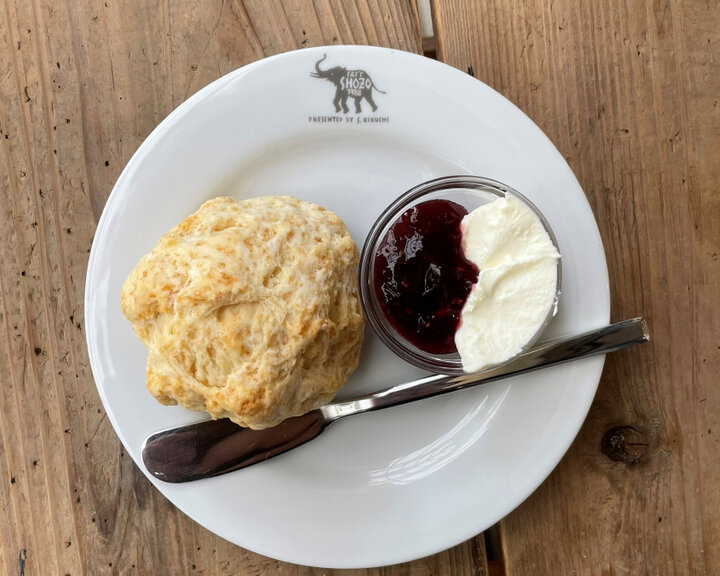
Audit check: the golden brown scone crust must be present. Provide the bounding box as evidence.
[121,196,364,429]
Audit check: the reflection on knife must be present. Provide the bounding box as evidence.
[142,317,649,483]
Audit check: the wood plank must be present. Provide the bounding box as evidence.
[431,0,719,574]
[0,0,488,573]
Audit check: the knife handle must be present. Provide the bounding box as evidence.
[322,318,649,420]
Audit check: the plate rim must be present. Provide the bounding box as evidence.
[85,44,610,568]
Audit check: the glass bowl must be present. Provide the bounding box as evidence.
[359,175,562,375]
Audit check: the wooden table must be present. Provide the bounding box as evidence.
[1,0,717,574]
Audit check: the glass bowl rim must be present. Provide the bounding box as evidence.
[358,175,562,375]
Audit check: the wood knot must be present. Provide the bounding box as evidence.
[601,426,649,463]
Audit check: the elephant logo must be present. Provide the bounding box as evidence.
[311,54,386,114]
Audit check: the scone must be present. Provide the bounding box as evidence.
[120,196,364,429]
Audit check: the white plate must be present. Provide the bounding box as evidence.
[85,46,609,568]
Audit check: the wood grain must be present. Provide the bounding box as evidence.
[0,0,491,574]
[432,0,719,574]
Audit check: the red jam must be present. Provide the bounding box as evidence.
[373,199,479,354]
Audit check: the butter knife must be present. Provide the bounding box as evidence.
[142,317,649,483]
